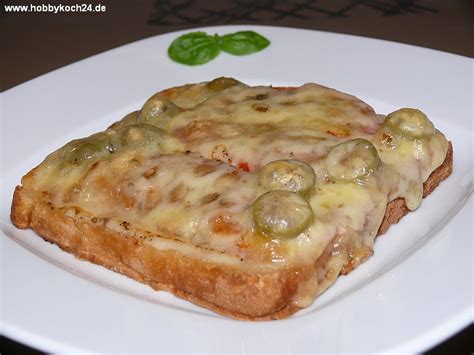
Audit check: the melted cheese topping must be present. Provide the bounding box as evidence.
[24,79,448,272]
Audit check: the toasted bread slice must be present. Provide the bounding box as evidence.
[10,79,452,319]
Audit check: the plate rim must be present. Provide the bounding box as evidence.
[1,24,473,354]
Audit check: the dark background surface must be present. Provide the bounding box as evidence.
[1,0,473,91]
[1,0,473,353]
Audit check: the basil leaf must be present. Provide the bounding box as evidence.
[168,32,221,65]
[220,31,270,56]
[167,30,271,65]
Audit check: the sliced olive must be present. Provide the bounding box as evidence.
[252,190,314,239]
[207,77,240,91]
[385,108,435,138]
[139,95,181,128]
[119,124,167,149]
[68,142,102,164]
[326,138,381,181]
[60,133,109,165]
[258,160,315,196]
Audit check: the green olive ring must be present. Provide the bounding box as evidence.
[207,77,241,91]
[139,95,181,128]
[60,124,167,166]
[64,140,104,164]
[326,138,381,182]
[384,108,435,138]
[60,130,115,165]
[252,190,314,239]
[119,124,167,148]
[258,159,316,196]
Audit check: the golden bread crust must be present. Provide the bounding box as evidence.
[14,196,310,320]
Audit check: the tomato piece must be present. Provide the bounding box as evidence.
[238,162,250,171]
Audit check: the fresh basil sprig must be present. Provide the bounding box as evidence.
[168,30,270,66]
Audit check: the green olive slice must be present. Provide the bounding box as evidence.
[252,190,314,239]
[59,131,113,165]
[66,141,103,164]
[258,160,316,196]
[139,95,181,128]
[207,77,240,91]
[385,108,435,138]
[326,138,381,181]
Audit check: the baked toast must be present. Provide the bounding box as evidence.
[11,78,452,319]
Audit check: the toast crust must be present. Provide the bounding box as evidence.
[10,143,453,320]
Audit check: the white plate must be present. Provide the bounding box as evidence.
[1,25,472,354]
